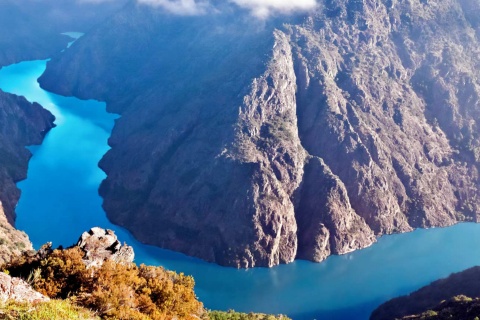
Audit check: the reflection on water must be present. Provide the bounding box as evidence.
[1,59,480,320]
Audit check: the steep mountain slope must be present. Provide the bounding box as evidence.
[396,296,480,320]
[0,90,55,263]
[0,0,127,67]
[0,0,128,263]
[371,266,480,320]
[39,0,480,267]
[0,1,66,67]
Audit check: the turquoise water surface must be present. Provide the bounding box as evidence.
[1,57,480,319]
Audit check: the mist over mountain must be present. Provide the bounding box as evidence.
[0,0,126,67]
[38,0,480,268]
[0,0,128,266]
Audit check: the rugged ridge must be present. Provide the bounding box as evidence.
[371,266,480,320]
[39,0,480,267]
[0,90,55,263]
[0,0,128,264]
[0,0,128,67]
[0,90,54,224]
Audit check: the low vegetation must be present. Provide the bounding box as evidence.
[0,299,98,320]
[400,295,480,320]
[3,247,205,319]
[371,266,480,320]
[209,310,289,320]
[1,246,291,320]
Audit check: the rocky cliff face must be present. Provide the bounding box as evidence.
[0,90,55,263]
[0,205,31,265]
[0,91,54,223]
[0,0,127,265]
[39,0,480,267]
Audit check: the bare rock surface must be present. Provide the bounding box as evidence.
[0,205,32,266]
[0,91,54,265]
[0,272,49,304]
[76,227,134,268]
[39,0,480,267]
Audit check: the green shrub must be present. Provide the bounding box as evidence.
[0,299,98,320]
[209,310,290,320]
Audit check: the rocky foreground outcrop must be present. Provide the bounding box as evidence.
[24,227,135,269]
[0,273,48,304]
[76,227,134,268]
[0,207,32,266]
[0,229,121,306]
[39,0,480,267]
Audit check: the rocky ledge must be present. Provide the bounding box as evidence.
[0,228,132,310]
[76,227,134,268]
[0,272,49,304]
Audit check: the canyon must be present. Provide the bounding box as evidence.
[1,0,480,318]
[0,90,54,264]
[38,0,480,268]
[0,0,127,265]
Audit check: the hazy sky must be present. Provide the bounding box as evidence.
[137,0,318,17]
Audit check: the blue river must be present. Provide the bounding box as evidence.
[1,42,480,320]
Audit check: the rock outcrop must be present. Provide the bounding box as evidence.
[0,272,49,304]
[76,227,134,268]
[39,0,480,267]
[0,206,32,266]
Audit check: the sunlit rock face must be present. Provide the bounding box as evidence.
[77,227,134,268]
[40,0,480,267]
[0,204,32,265]
[0,272,49,304]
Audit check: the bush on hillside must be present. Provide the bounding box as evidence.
[209,310,290,320]
[3,247,206,320]
[0,299,98,320]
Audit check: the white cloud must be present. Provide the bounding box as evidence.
[135,0,318,17]
[137,0,210,15]
[229,0,318,18]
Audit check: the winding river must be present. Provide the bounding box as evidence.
[1,37,480,319]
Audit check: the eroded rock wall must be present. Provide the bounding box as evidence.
[38,0,480,267]
[0,91,54,264]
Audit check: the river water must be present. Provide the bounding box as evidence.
[1,53,480,320]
